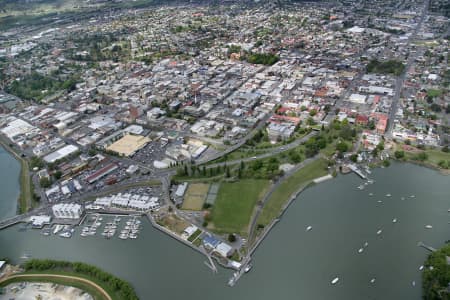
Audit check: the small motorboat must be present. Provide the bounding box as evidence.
[244,264,253,273]
[358,248,364,254]
[306,226,312,232]
[386,193,391,197]
[331,277,339,285]
[370,278,376,284]
[364,242,369,247]
[412,281,416,287]
[377,229,382,235]
[425,225,433,229]
[419,265,424,271]
[392,218,397,223]
[369,193,374,196]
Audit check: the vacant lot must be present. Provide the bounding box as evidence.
[182,183,210,210]
[211,179,270,235]
[160,213,190,234]
[257,158,328,227]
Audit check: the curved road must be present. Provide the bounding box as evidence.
[204,131,318,169]
[0,273,112,300]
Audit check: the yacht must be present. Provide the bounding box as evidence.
[331,277,339,285]
[306,226,312,232]
[392,218,397,223]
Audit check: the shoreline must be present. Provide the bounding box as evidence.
[0,136,31,214]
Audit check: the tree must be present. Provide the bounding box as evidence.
[394,150,405,159]
[228,234,237,243]
[53,170,62,180]
[336,141,349,153]
[350,154,358,162]
[39,177,51,188]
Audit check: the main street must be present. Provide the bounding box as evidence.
[386,0,430,138]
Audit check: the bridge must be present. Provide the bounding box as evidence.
[0,207,50,230]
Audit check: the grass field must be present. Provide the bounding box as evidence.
[398,144,450,170]
[211,179,270,235]
[182,183,210,210]
[257,158,329,227]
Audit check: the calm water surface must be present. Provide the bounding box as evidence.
[0,162,449,300]
[0,145,20,220]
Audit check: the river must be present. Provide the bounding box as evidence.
[0,145,20,220]
[0,160,449,300]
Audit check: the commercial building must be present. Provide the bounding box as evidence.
[106,134,151,157]
[43,145,79,163]
[86,163,118,184]
[29,215,52,228]
[52,203,84,219]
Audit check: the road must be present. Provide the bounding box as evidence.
[0,273,112,300]
[247,155,321,244]
[205,131,318,169]
[386,0,430,137]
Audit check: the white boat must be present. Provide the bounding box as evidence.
[370,278,376,284]
[401,197,405,200]
[377,200,383,203]
[386,194,391,197]
[364,242,369,247]
[376,229,382,235]
[448,209,450,212]
[410,195,415,198]
[53,225,63,235]
[306,226,312,232]
[244,264,253,273]
[412,281,416,287]
[59,231,72,238]
[369,193,374,196]
[358,248,364,253]
[392,218,397,223]
[357,185,365,190]
[425,225,433,229]
[419,265,424,271]
[331,277,339,285]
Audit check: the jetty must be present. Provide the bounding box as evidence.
[418,242,437,252]
[348,164,367,179]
